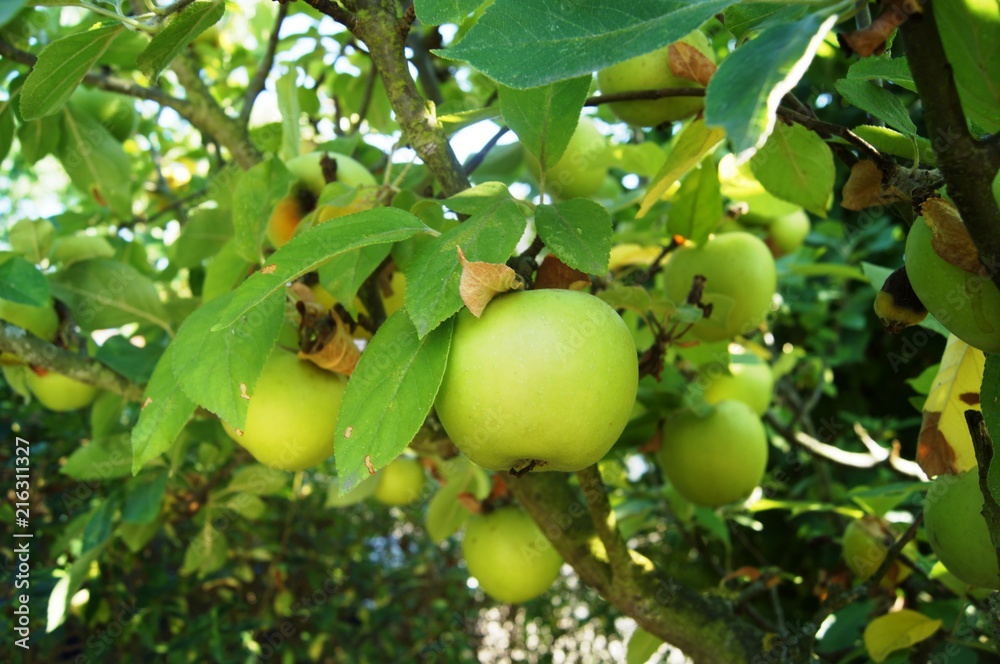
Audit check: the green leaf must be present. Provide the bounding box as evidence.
[276,67,301,160]
[0,102,13,164]
[442,181,512,215]
[8,218,55,264]
[638,118,725,219]
[94,335,160,383]
[218,464,289,496]
[216,493,267,520]
[122,469,169,524]
[216,208,431,329]
[232,156,296,262]
[0,254,49,305]
[405,198,526,336]
[847,55,916,92]
[172,290,284,428]
[705,13,837,156]
[62,435,134,481]
[414,0,483,25]
[56,105,132,217]
[137,0,225,81]
[749,122,834,217]
[317,244,393,318]
[535,198,612,274]
[723,3,808,41]
[835,79,917,136]
[425,455,490,543]
[82,494,119,553]
[498,76,591,166]
[626,627,664,664]
[442,0,731,89]
[181,524,229,577]
[202,239,253,301]
[668,155,722,245]
[852,125,936,167]
[335,311,453,494]
[46,544,106,633]
[982,355,1000,502]
[934,0,1000,133]
[50,235,116,266]
[49,258,171,333]
[19,23,123,120]
[119,519,161,553]
[848,482,925,517]
[325,477,378,507]
[131,345,196,474]
[16,113,63,165]
[171,206,233,268]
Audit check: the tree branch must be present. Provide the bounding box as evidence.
[308,0,470,196]
[966,410,1000,575]
[900,8,1000,294]
[576,464,633,575]
[508,473,760,663]
[241,2,289,126]
[0,322,143,401]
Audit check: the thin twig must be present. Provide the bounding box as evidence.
[241,2,289,125]
[463,126,509,175]
[349,63,379,134]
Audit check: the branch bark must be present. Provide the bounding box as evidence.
[508,473,760,663]
[900,7,1000,294]
[0,322,143,401]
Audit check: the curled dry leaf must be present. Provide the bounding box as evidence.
[457,246,524,317]
[456,492,482,515]
[669,42,716,86]
[841,160,907,210]
[837,0,922,57]
[919,197,982,273]
[297,306,361,375]
[534,253,591,290]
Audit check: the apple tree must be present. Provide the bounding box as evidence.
[2,0,1000,661]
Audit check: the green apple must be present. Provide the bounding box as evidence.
[767,210,811,256]
[701,360,774,416]
[657,400,768,507]
[597,30,715,127]
[374,456,426,506]
[462,506,563,603]
[905,217,1000,353]
[267,152,378,247]
[70,86,137,142]
[841,516,914,584]
[524,116,610,200]
[662,231,777,342]
[222,348,348,471]
[924,468,1000,589]
[435,289,638,473]
[26,370,98,411]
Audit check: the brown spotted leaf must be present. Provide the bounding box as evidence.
[841,160,907,210]
[837,0,922,57]
[457,246,524,317]
[297,308,361,376]
[669,42,716,86]
[917,334,985,476]
[920,197,982,273]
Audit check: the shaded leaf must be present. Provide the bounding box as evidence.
[498,76,591,166]
[749,122,834,217]
[56,105,132,217]
[137,1,225,81]
[50,258,170,333]
[835,78,917,135]
[863,610,941,662]
[637,118,725,219]
[535,198,613,275]
[0,254,49,305]
[131,345,196,473]
[668,155,722,245]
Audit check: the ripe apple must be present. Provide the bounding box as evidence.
[662,231,776,342]
[267,152,378,247]
[657,400,768,507]
[700,360,774,416]
[462,506,563,603]
[767,210,811,257]
[597,30,715,127]
[222,348,348,471]
[841,516,914,584]
[435,289,638,473]
[373,456,426,506]
[70,86,137,142]
[524,116,610,200]
[26,369,98,411]
[924,468,1000,589]
[905,217,1000,353]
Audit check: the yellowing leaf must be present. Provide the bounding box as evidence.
[920,197,981,273]
[918,334,984,476]
[863,609,941,662]
[637,119,725,219]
